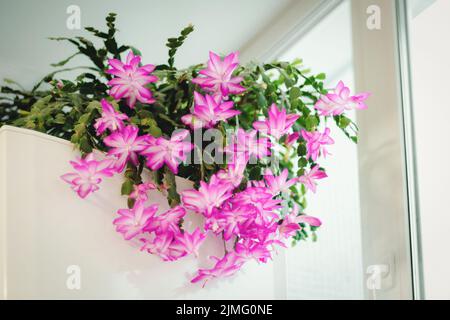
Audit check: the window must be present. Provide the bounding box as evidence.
[278,0,364,300]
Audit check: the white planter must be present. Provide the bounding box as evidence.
[0,125,284,299]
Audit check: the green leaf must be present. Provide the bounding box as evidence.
[257,91,267,108]
[249,166,261,180]
[338,116,351,129]
[86,100,101,112]
[181,25,194,36]
[316,73,326,80]
[279,69,294,88]
[3,78,25,90]
[289,87,301,101]
[164,167,181,207]
[121,180,134,196]
[50,52,80,67]
[166,24,194,68]
[305,116,318,131]
[79,136,92,153]
[127,197,136,209]
[148,123,162,137]
[54,114,66,124]
[105,38,118,54]
[298,157,307,168]
[297,143,307,157]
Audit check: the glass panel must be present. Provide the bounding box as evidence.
[408,0,450,300]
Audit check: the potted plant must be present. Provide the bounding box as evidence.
[0,13,369,292]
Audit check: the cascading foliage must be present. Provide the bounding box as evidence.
[0,13,369,285]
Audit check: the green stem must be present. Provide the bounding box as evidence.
[163,166,180,207]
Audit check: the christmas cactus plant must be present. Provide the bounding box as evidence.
[0,13,369,286]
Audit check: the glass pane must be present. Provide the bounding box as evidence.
[408,0,450,300]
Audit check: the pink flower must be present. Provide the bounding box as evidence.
[253,103,300,139]
[314,81,370,116]
[192,51,245,97]
[181,177,233,217]
[235,240,272,263]
[94,99,128,136]
[215,155,248,188]
[279,204,322,238]
[206,205,256,240]
[278,213,302,238]
[141,130,193,174]
[103,125,148,172]
[113,201,158,240]
[140,233,185,261]
[263,168,298,195]
[129,182,157,202]
[191,252,245,286]
[297,215,322,228]
[181,92,240,129]
[171,228,206,257]
[146,206,186,235]
[285,132,300,147]
[106,51,158,108]
[230,186,282,226]
[61,153,115,198]
[298,165,327,193]
[224,129,271,161]
[301,127,334,161]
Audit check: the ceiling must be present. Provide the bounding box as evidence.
[0,0,294,88]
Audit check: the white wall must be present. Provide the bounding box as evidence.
[0,0,292,89]
[410,0,450,300]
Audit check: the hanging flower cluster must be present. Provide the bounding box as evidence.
[59,48,369,286]
[0,15,369,287]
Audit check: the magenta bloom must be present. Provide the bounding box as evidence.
[298,165,327,193]
[297,215,322,228]
[146,206,186,235]
[181,177,233,217]
[140,233,185,261]
[314,81,370,116]
[192,51,245,97]
[253,103,300,139]
[94,99,128,136]
[230,186,282,225]
[103,125,148,172]
[263,168,298,195]
[215,155,248,188]
[181,92,240,129]
[285,132,300,147]
[279,205,322,238]
[61,153,115,198]
[224,129,271,161]
[211,205,256,240]
[141,130,193,174]
[191,252,245,286]
[171,228,206,257]
[278,213,302,238]
[107,51,157,108]
[301,127,334,161]
[235,240,272,263]
[113,201,158,240]
[129,182,157,202]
